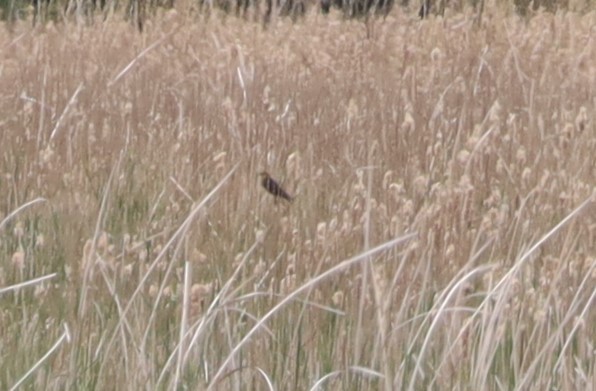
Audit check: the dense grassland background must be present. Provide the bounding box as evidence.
[1,7,595,390]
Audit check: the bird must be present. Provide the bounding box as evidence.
[258,172,293,203]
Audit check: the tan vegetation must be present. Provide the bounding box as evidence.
[0,8,595,390]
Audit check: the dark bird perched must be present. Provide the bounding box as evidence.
[258,172,293,202]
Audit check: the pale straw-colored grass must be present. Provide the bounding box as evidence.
[0,7,594,390]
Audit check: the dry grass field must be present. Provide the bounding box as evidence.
[0,7,595,390]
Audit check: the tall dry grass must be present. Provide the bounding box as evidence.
[0,8,595,390]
